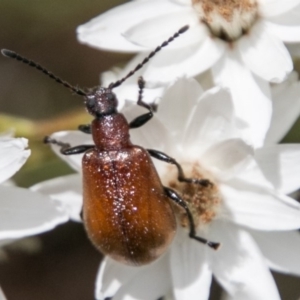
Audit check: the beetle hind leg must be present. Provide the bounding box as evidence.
[164,186,220,250]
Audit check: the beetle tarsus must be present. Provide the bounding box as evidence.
[148,149,213,188]
[164,186,220,250]
[43,136,92,155]
[207,241,221,250]
[182,178,213,188]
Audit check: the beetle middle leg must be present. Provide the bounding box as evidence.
[164,187,220,250]
[129,76,156,129]
[148,149,213,187]
[78,124,91,134]
[44,136,94,155]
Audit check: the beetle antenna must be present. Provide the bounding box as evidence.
[1,49,87,96]
[109,25,189,89]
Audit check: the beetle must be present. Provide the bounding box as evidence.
[2,25,219,266]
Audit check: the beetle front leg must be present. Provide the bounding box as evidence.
[44,136,94,155]
[78,124,91,134]
[164,187,220,250]
[129,77,156,129]
[148,149,213,187]
[136,76,157,112]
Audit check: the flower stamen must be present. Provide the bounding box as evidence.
[166,162,221,228]
[192,0,259,42]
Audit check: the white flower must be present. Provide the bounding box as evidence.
[33,78,300,300]
[0,131,68,242]
[0,286,6,300]
[101,67,164,111]
[266,71,300,144]
[77,0,300,147]
[0,132,69,298]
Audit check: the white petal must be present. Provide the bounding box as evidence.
[114,259,171,300]
[171,0,192,5]
[124,10,205,49]
[183,87,240,156]
[77,0,184,52]
[96,254,172,300]
[104,54,154,89]
[212,50,272,148]
[220,181,300,230]
[208,221,280,300]
[238,21,293,83]
[30,174,83,222]
[265,21,300,42]
[271,70,298,95]
[0,287,6,300]
[95,258,141,300]
[201,139,254,181]
[122,103,172,152]
[117,83,164,106]
[250,229,300,276]
[266,76,300,143]
[0,186,68,240]
[170,227,212,300]
[140,37,225,84]
[255,144,300,194]
[101,65,165,107]
[266,4,300,26]
[49,131,93,172]
[260,0,300,17]
[0,137,30,184]
[157,77,203,140]
[236,157,274,190]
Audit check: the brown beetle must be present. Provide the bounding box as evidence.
[2,26,219,266]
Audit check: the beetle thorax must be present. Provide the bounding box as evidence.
[91,114,132,151]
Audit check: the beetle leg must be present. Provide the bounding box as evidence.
[164,187,220,250]
[78,124,91,134]
[136,76,157,112]
[129,76,156,129]
[129,112,153,129]
[44,136,94,155]
[148,149,212,187]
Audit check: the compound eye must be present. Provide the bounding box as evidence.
[106,93,115,101]
[86,96,96,109]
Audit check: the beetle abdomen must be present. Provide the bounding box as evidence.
[82,146,176,266]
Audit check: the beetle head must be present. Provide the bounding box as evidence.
[84,87,118,117]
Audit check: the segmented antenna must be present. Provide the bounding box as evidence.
[2,25,189,95]
[1,49,87,96]
[109,25,189,89]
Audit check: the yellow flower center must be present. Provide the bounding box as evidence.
[192,0,259,42]
[164,162,221,229]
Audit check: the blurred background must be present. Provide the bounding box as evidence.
[0,0,299,299]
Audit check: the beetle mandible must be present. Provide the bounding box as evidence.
[2,25,220,266]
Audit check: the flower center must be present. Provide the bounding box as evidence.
[165,162,221,229]
[192,0,259,42]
